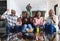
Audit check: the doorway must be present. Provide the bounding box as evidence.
[0,0,7,15]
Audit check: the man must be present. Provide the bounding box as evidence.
[45,9,59,41]
[0,9,9,20]
[0,9,18,35]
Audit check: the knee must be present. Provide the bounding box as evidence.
[28,24,31,26]
[28,24,32,27]
[23,24,27,27]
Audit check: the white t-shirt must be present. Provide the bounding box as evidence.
[46,15,59,31]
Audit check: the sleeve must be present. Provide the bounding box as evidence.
[4,11,7,14]
[40,17,44,25]
[1,11,8,19]
[33,18,36,25]
[2,14,7,19]
[44,17,48,24]
[55,16,58,26]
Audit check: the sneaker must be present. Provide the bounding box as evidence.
[7,36,10,41]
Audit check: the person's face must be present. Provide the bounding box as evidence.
[49,9,54,16]
[26,12,30,18]
[30,18,33,22]
[37,12,41,18]
[11,10,16,16]
[17,18,21,22]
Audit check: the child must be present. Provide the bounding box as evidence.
[33,11,44,32]
[33,11,45,41]
[36,31,45,41]
[22,17,33,33]
[16,17,22,32]
[17,17,22,26]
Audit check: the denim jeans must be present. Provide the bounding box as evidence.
[15,26,22,32]
[22,24,33,32]
[6,24,19,35]
[45,23,56,35]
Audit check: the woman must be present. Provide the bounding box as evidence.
[33,11,44,31]
[22,17,33,33]
[22,17,35,40]
[44,9,58,41]
[33,11,44,41]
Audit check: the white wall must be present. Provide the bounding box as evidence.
[47,0,58,15]
[58,0,60,15]
[47,0,60,20]
[7,0,48,17]
[48,0,58,9]
[7,0,22,17]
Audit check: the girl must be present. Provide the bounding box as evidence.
[22,17,33,33]
[16,17,22,32]
[33,11,45,41]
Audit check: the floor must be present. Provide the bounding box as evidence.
[0,35,60,41]
[0,31,60,41]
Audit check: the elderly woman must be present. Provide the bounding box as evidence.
[45,9,59,41]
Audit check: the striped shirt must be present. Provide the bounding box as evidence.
[2,14,18,26]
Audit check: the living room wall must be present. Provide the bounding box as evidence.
[7,0,49,18]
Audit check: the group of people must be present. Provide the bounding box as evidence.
[0,9,59,41]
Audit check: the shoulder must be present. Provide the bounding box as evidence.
[34,17,37,19]
[15,15,18,18]
[6,14,11,17]
[47,16,50,19]
[14,16,18,19]
[54,15,58,20]
[45,16,50,20]
[39,17,43,20]
[40,17,43,19]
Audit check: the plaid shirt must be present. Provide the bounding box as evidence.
[2,14,18,26]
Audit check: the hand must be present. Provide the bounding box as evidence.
[50,15,54,20]
[50,16,56,23]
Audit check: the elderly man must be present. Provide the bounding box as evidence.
[0,9,18,35]
[45,9,59,41]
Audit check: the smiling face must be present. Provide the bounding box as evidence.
[26,12,30,18]
[37,12,41,17]
[17,17,22,22]
[36,11,41,18]
[11,9,16,16]
[49,9,54,16]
